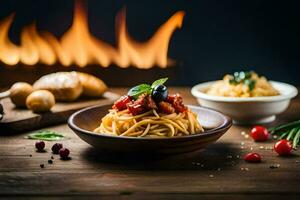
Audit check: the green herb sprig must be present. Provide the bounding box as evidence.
[269,120,300,149]
[26,130,65,141]
[127,78,168,99]
[229,71,256,91]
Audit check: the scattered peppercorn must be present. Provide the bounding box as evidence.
[51,143,63,154]
[59,148,70,160]
[48,159,53,164]
[40,164,44,168]
[269,164,280,169]
[35,141,45,152]
[51,156,54,159]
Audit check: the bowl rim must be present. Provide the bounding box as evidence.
[68,104,232,141]
[191,80,298,102]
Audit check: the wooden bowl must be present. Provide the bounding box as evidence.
[68,104,232,155]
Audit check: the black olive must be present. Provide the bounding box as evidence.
[151,85,168,102]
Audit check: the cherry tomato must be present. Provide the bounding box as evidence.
[112,95,131,111]
[244,152,262,163]
[166,94,187,113]
[250,126,269,142]
[274,139,292,156]
[127,103,145,115]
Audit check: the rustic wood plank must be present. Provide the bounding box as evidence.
[0,194,300,200]
[0,87,299,198]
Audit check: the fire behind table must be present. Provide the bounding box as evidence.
[0,0,185,87]
[1,0,300,87]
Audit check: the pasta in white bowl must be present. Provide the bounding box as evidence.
[192,74,298,124]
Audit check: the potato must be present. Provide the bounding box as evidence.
[26,90,55,113]
[10,82,33,107]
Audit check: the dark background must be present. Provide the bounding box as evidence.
[0,0,300,86]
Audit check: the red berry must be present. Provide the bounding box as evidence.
[35,141,45,151]
[244,153,262,163]
[250,126,269,142]
[274,139,292,156]
[112,95,131,111]
[59,148,70,159]
[51,143,63,154]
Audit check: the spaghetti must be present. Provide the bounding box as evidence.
[94,108,203,137]
[93,78,204,137]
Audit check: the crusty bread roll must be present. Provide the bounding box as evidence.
[76,72,107,97]
[33,72,82,101]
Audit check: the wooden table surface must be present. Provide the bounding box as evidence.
[1,87,299,199]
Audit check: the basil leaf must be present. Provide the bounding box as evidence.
[127,84,151,99]
[151,78,168,89]
[26,130,65,141]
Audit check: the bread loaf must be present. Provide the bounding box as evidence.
[76,72,107,97]
[33,72,82,101]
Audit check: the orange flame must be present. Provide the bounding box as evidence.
[0,1,184,68]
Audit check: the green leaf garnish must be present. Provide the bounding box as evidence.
[293,129,300,149]
[127,84,151,100]
[244,79,256,91]
[269,120,300,149]
[151,77,168,89]
[127,78,169,100]
[229,71,256,91]
[26,130,65,141]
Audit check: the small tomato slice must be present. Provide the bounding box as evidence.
[127,103,145,115]
[112,95,131,111]
[244,153,262,163]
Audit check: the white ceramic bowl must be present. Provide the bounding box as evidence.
[191,81,298,124]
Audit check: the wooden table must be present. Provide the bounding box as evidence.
[1,87,299,199]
